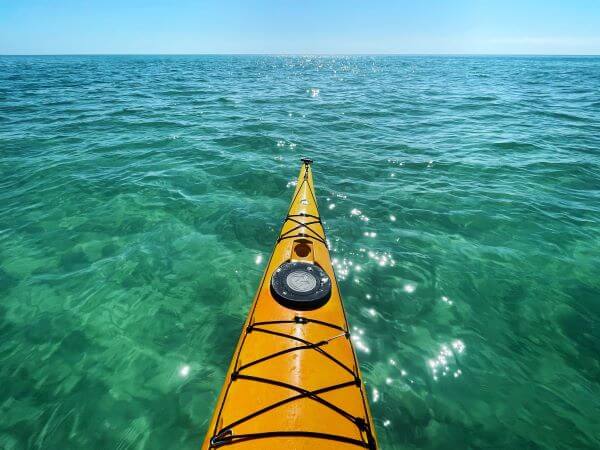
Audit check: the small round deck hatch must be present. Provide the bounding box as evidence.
[271,262,331,310]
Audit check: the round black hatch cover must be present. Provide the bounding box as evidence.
[271,262,331,310]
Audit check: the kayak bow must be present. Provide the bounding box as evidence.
[202,159,378,450]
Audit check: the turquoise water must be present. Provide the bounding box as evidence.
[1,55,599,449]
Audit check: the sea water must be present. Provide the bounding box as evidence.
[1,55,599,449]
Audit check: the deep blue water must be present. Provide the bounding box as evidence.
[1,55,599,449]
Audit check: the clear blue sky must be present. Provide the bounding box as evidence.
[1,0,599,55]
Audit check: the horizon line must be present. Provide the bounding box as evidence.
[1,52,600,57]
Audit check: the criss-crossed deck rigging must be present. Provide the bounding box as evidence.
[202,159,378,450]
[209,316,376,449]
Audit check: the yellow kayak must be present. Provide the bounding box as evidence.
[202,159,378,450]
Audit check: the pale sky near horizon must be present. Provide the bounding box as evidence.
[1,0,599,55]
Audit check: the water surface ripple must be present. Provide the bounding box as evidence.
[1,55,599,449]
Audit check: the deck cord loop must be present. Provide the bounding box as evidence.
[278,167,330,248]
[209,318,376,449]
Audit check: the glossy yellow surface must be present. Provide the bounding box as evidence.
[201,161,378,450]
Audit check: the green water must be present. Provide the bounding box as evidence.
[1,55,599,449]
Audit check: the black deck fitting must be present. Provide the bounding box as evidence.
[301,157,313,165]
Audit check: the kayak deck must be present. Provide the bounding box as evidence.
[202,159,377,449]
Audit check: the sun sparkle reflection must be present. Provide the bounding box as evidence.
[403,283,416,293]
[428,340,466,381]
[179,365,190,378]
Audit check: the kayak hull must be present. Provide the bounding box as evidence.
[201,160,377,450]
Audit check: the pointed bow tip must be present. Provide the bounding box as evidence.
[300,157,313,165]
